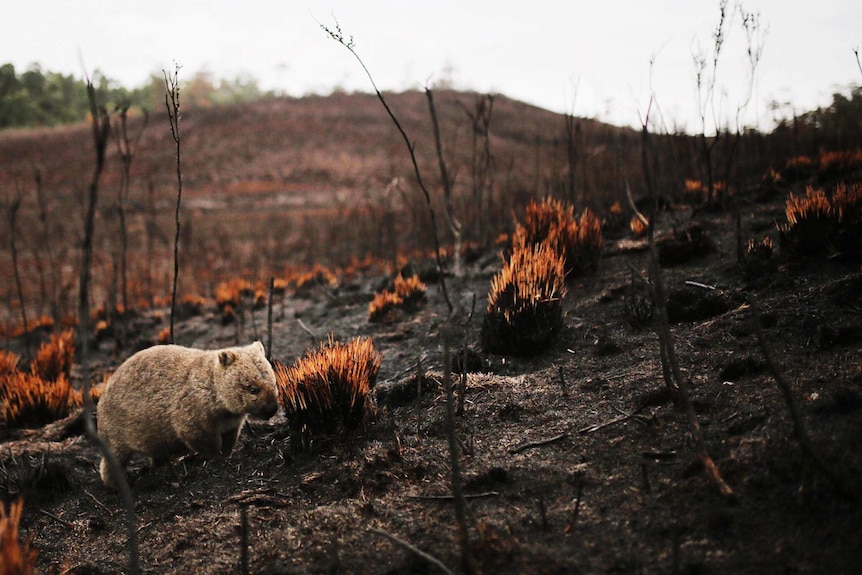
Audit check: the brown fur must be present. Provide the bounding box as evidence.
[96,341,278,486]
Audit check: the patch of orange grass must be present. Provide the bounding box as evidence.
[294,265,338,290]
[368,274,427,322]
[482,243,567,355]
[831,181,862,223]
[784,187,831,227]
[30,330,74,382]
[368,291,403,323]
[819,149,862,179]
[513,198,603,276]
[779,183,862,257]
[0,316,55,340]
[0,350,20,375]
[215,278,245,310]
[274,336,382,445]
[156,326,172,345]
[630,216,648,238]
[0,498,36,575]
[1,372,74,428]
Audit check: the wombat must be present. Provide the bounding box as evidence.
[96,341,279,486]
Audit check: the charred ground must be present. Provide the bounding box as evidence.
[3,182,862,574]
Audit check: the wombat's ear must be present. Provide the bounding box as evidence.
[254,341,265,354]
[219,350,237,367]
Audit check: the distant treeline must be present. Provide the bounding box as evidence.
[775,85,862,152]
[0,62,271,129]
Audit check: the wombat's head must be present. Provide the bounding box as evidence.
[217,341,279,419]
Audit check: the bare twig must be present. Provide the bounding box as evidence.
[749,295,853,497]
[240,505,249,575]
[509,432,569,454]
[321,19,453,313]
[297,318,318,342]
[570,479,584,529]
[111,103,148,314]
[6,185,30,358]
[855,48,862,79]
[426,87,462,277]
[639,94,733,498]
[164,63,183,344]
[39,509,76,530]
[457,293,476,416]
[81,76,140,574]
[83,488,114,517]
[369,527,454,575]
[440,322,474,573]
[407,491,500,501]
[579,412,636,435]
[267,277,275,362]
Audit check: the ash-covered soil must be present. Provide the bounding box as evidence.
[3,191,862,574]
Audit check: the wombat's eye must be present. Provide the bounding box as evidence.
[246,385,261,395]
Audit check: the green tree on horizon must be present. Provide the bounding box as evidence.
[0,62,271,129]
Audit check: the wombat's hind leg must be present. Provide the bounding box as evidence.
[99,450,131,487]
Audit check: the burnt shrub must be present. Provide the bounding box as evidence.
[274,336,382,451]
[481,243,567,355]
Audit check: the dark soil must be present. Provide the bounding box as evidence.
[3,192,862,574]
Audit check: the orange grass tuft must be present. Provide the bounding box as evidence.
[0,498,36,575]
[482,243,567,355]
[368,274,427,322]
[274,336,382,450]
[368,291,403,323]
[778,183,862,258]
[156,326,172,345]
[630,216,648,238]
[0,351,20,375]
[1,372,78,429]
[513,198,603,276]
[29,330,74,383]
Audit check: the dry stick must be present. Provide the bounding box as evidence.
[407,491,499,501]
[369,527,454,575]
[425,88,463,277]
[297,318,318,343]
[578,411,636,435]
[570,479,584,528]
[855,48,862,79]
[461,93,494,246]
[441,323,474,574]
[637,97,733,499]
[83,488,114,517]
[80,78,140,574]
[34,169,61,325]
[266,277,275,363]
[112,104,149,314]
[509,432,569,454]
[457,293,476,416]
[165,65,183,344]
[39,509,76,530]
[749,295,852,497]
[6,187,30,359]
[240,505,249,575]
[321,21,452,313]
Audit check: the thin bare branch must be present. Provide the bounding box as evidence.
[321,19,453,313]
[369,527,454,575]
[164,64,183,344]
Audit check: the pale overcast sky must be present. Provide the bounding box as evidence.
[3,1,860,131]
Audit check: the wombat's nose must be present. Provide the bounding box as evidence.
[259,402,278,419]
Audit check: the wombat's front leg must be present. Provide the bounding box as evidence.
[220,427,242,456]
[183,428,224,459]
